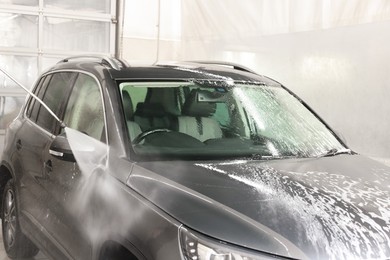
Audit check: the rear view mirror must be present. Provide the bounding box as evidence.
[197,89,226,103]
[49,134,76,162]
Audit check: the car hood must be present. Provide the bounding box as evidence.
[128,154,390,260]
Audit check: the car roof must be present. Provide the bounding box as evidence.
[47,55,278,85]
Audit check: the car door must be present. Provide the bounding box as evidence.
[17,72,78,258]
[40,72,107,260]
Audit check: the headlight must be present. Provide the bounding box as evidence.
[179,226,285,260]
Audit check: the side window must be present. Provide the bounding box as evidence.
[35,73,76,132]
[63,74,105,142]
[26,75,51,121]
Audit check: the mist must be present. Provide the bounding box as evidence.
[64,127,141,245]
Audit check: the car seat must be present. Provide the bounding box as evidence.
[133,102,172,131]
[122,91,142,141]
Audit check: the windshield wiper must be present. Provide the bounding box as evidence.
[317,148,352,158]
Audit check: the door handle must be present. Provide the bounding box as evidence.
[16,139,22,150]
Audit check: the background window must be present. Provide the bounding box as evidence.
[0,55,38,89]
[0,13,38,49]
[0,0,38,6]
[0,96,25,129]
[44,0,111,13]
[43,17,110,53]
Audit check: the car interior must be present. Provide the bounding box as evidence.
[121,84,226,145]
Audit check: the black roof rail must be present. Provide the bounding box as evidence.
[59,55,129,70]
[188,60,257,74]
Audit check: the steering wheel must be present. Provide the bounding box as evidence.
[132,128,172,145]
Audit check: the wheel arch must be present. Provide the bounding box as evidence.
[97,239,144,260]
[0,163,14,215]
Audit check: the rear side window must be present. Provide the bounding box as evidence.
[35,72,76,132]
[212,103,230,128]
[26,75,52,121]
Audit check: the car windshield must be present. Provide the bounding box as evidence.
[119,80,346,160]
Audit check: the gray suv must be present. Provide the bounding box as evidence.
[0,56,389,260]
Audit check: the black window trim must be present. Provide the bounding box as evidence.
[25,76,44,119]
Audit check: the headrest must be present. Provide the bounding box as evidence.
[182,89,216,117]
[135,102,166,117]
[122,91,134,119]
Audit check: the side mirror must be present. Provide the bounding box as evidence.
[49,134,76,162]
